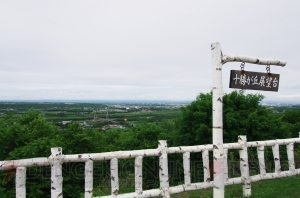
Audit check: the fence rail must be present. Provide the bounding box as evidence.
[1,133,300,198]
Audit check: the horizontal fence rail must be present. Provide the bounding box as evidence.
[1,133,300,198]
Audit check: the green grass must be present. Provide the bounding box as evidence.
[174,176,300,197]
[93,175,300,197]
[187,176,300,197]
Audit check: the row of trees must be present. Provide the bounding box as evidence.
[0,91,300,197]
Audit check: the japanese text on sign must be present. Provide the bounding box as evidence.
[229,70,280,92]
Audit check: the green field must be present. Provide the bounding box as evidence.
[107,109,180,123]
[0,102,182,127]
[1,97,300,198]
[91,175,300,197]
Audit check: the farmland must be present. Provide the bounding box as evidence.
[1,91,300,197]
[0,101,186,131]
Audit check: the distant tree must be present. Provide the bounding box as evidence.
[0,109,59,197]
[1,96,297,197]
[281,110,300,138]
[0,110,107,198]
[175,92,212,146]
[175,90,291,147]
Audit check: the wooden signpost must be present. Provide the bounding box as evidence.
[211,42,286,198]
[229,70,280,92]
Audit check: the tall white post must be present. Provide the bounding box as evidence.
[211,42,286,198]
[272,144,281,175]
[211,42,225,198]
[202,150,211,183]
[110,158,119,198]
[257,146,266,175]
[85,160,93,198]
[51,147,63,198]
[16,167,26,198]
[286,143,295,173]
[183,152,191,186]
[158,140,170,198]
[238,135,251,197]
[135,156,143,197]
[223,149,228,182]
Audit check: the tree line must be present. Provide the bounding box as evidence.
[0,90,300,197]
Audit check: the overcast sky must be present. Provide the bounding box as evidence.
[1,1,299,102]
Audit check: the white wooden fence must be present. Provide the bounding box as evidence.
[1,133,300,198]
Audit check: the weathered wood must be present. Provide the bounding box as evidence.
[50,147,63,198]
[257,146,266,175]
[229,70,280,92]
[247,138,300,147]
[202,150,210,183]
[63,149,160,162]
[135,156,143,197]
[158,140,170,198]
[169,182,214,193]
[223,149,228,182]
[222,54,286,66]
[211,42,225,198]
[286,143,295,173]
[16,167,26,198]
[110,158,119,198]
[251,170,300,182]
[223,143,242,150]
[95,189,162,198]
[238,136,251,197]
[168,145,213,154]
[5,135,300,198]
[0,158,50,171]
[5,137,300,171]
[225,177,243,186]
[272,144,281,175]
[85,160,93,198]
[183,152,191,186]
[95,169,300,198]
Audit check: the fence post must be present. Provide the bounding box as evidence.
[158,140,170,198]
[85,160,93,198]
[111,158,119,198]
[16,167,26,198]
[272,144,281,175]
[286,143,295,173]
[183,152,191,186]
[135,156,143,197]
[202,150,210,183]
[238,135,251,197]
[223,149,228,182]
[211,42,225,198]
[51,147,63,198]
[257,146,266,175]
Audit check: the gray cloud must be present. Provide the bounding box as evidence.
[0,1,299,101]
